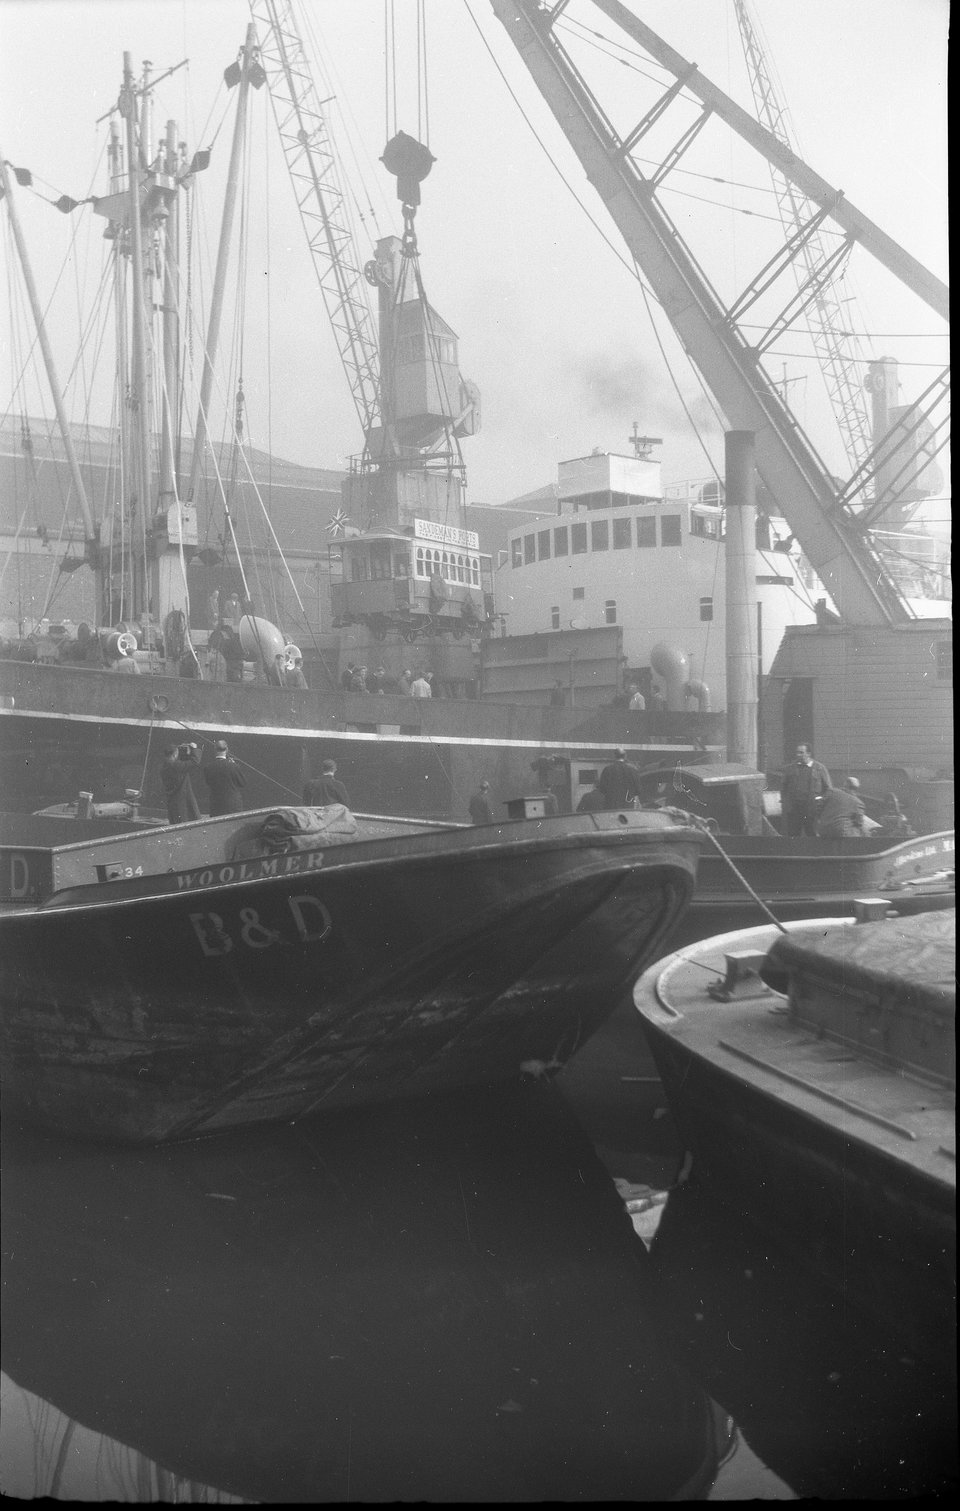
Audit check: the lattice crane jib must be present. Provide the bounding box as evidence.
[250,0,381,440]
[488,0,950,628]
[732,0,874,477]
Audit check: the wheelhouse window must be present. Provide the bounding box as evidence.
[613,516,632,549]
[637,516,656,547]
[591,520,609,551]
[691,512,719,539]
[554,526,569,556]
[571,522,588,554]
[551,605,560,629]
[511,538,523,568]
[537,529,551,560]
[604,599,617,624]
[661,514,682,546]
[524,534,536,565]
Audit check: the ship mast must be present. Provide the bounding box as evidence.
[122,51,153,627]
[185,23,262,508]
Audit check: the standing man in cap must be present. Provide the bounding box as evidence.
[816,775,867,838]
[160,742,202,824]
[203,739,247,816]
[303,758,350,807]
[597,748,644,809]
[469,780,494,825]
[781,743,833,837]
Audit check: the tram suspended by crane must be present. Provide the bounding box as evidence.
[252,1,491,665]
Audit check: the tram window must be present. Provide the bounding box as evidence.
[470,557,480,585]
[394,553,409,577]
[350,554,368,581]
[370,544,392,580]
[416,547,425,577]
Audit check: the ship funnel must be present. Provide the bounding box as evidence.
[650,643,689,712]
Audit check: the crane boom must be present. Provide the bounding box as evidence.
[250,0,381,438]
[590,0,947,322]
[733,0,874,476]
[489,0,913,627]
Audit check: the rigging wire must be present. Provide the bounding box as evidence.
[554,12,700,99]
[637,278,723,479]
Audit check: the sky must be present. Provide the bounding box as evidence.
[0,0,950,508]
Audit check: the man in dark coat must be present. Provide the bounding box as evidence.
[597,748,644,809]
[160,744,202,824]
[781,743,832,837]
[576,781,607,813]
[203,740,247,816]
[468,780,494,825]
[303,758,350,807]
[816,775,866,838]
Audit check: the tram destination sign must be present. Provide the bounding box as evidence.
[414,518,480,551]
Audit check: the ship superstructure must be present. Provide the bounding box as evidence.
[494,444,817,710]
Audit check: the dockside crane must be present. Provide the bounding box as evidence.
[249,0,382,443]
[487,0,950,630]
[732,0,874,478]
[248,0,487,668]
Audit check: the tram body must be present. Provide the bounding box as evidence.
[331,522,493,640]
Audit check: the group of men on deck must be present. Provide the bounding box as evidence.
[468,744,877,837]
[780,744,869,838]
[161,736,881,841]
[160,741,247,823]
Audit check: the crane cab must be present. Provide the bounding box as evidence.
[330,520,492,640]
